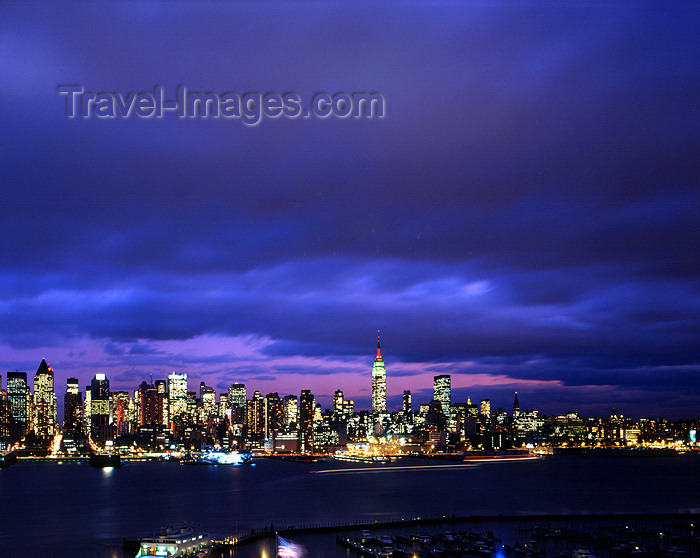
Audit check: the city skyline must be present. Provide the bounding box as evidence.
[2,3,699,421]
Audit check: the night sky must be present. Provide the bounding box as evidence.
[1,2,699,418]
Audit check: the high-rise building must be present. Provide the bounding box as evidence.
[7,372,29,441]
[138,381,162,426]
[63,378,82,433]
[433,375,451,417]
[0,389,10,440]
[84,385,92,435]
[168,372,188,425]
[201,385,217,418]
[264,392,283,438]
[228,383,246,424]
[33,359,57,440]
[333,390,344,418]
[403,390,412,414]
[371,332,387,414]
[480,399,491,420]
[299,389,314,452]
[112,391,130,436]
[90,373,111,443]
[246,390,264,438]
[283,394,298,429]
[513,392,520,418]
[155,380,168,426]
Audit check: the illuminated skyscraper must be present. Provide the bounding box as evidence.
[433,375,451,417]
[7,372,29,441]
[403,390,411,414]
[63,378,82,433]
[283,394,298,429]
[112,390,130,436]
[90,373,111,443]
[33,359,57,439]
[371,332,387,414]
[264,392,283,438]
[138,381,161,426]
[513,391,520,418]
[168,372,188,425]
[333,390,344,418]
[480,399,491,420]
[228,383,246,424]
[246,390,264,438]
[0,389,10,440]
[299,389,314,452]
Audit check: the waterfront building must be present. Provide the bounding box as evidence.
[299,389,314,452]
[90,373,111,444]
[371,332,387,414]
[433,375,451,417]
[168,372,188,426]
[33,359,57,440]
[7,372,29,441]
[63,378,82,433]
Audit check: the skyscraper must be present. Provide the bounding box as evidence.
[7,372,29,441]
[433,375,451,417]
[168,372,188,425]
[299,389,314,452]
[33,359,57,440]
[246,390,264,439]
[63,378,82,433]
[403,390,412,414]
[264,392,283,438]
[371,332,387,414]
[480,399,491,420]
[513,391,520,418]
[90,373,111,443]
[138,381,162,426]
[228,383,246,424]
[283,394,298,429]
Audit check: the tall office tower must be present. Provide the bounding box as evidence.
[403,390,412,414]
[228,383,247,424]
[33,359,57,440]
[513,391,520,418]
[283,394,298,428]
[433,375,451,417]
[246,391,265,438]
[90,373,111,443]
[0,389,10,439]
[155,380,168,426]
[201,385,216,418]
[264,392,283,438]
[7,372,29,441]
[298,389,314,452]
[84,385,92,435]
[112,391,130,436]
[168,372,188,425]
[333,390,344,418]
[371,332,387,413]
[480,399,491,420]
[218,394,228,417]
[139,381,162,426]
[63,378,83,433]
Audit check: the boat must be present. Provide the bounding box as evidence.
[179,450,252,466]
[89,449,121,468]
[571,549,597,558]
[134,527,211,557]
[200,449,252,465]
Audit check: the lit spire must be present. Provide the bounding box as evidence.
[376,329,382,360]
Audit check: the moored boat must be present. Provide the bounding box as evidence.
[134,527,210,557]
[89,450,121,468]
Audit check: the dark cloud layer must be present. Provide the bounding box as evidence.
[1,2,699,418]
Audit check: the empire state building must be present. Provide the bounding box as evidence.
[371,332,387,413]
